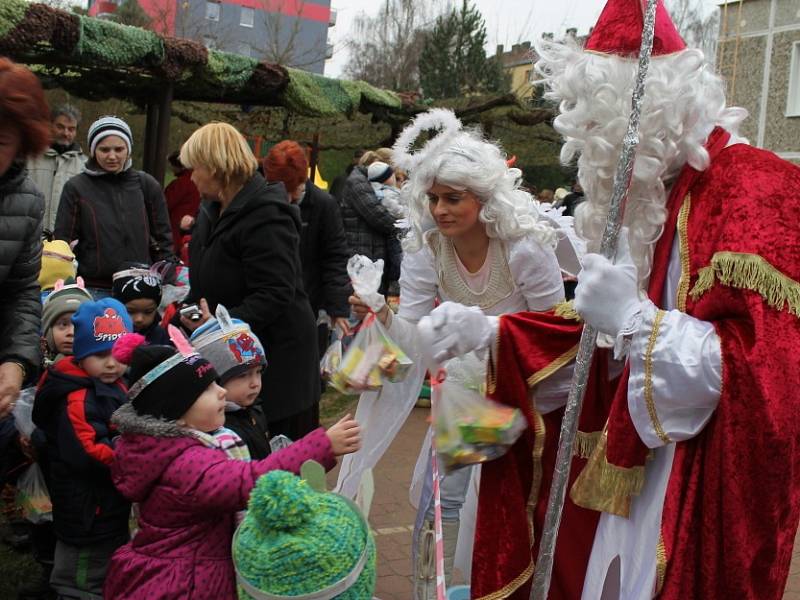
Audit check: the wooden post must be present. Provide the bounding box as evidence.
[152,83,174,188]
[143,101,159,175]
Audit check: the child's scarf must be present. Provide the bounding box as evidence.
[191,427,251,461]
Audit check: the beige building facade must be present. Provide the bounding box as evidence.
[717,0,800,161]
[493,42,536,101]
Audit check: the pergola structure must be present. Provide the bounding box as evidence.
[0,0,553,185]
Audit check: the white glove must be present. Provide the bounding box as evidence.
[573,230,643,338]
[417,302,499,365]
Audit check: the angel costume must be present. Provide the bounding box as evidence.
[335,109,577,598]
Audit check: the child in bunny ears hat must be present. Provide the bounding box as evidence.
[103,327,362,600]
[40,277,93,366]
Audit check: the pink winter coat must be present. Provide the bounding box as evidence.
[103,403,336,600]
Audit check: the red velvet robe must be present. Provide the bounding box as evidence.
[473,129,800,599]
[473,311,613,599]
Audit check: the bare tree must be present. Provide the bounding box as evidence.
[157,0,237,51]
[665,0,720,60]
[253,0,328,69]
[343,0,444,91]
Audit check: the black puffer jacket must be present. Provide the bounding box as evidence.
[299,182,352,318]
[32,358,130,546]
[188,174,320,423]
[54,160,174,289]
[339,166,396,262]
[224,401,270,460]
[0,162,44,376]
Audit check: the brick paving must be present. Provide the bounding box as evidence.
[329,407,800,599]
[327,406,429,600]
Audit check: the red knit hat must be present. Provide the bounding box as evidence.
[585,0,686,58]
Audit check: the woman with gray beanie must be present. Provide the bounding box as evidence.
[54,116,175,297]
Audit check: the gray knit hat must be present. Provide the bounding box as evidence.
[42,280,94,353]
[190,305,266,383]
[88,116,133,156]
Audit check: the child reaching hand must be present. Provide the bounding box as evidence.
[103,333,360,600]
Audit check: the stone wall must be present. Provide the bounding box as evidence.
[718,0,800,155]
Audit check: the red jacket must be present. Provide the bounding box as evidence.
[164,170,200,254]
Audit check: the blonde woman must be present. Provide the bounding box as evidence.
[179,122,321,439]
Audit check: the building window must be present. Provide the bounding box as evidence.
[238,42,252,57]
[788,42,800,117]
[240,6,254,27]
[203,36,216,49]
[205,1,219,21]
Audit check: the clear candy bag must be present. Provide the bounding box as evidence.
[320,339,343,380]
[330,313,412,394]
[330,255,413,394]
[432,361,527,472]
[16,464,52,524]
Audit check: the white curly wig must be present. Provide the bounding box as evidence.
[534,38,747,285]
[393,109,556,254]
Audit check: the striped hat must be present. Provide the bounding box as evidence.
[88,116,133,156]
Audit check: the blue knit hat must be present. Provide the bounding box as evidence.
[71,298,133,360]
[233,471,376,599]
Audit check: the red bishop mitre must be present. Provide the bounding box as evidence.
[585,0,686,57]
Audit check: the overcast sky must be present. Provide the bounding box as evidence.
[323,0,717,78]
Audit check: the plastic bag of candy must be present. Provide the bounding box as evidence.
[432,360,526,472]
[320,338,343,380]
[330,313,412,393]
[16,464,52,524]
[330,255,412,393]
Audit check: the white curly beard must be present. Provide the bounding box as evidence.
[534,41,747,289]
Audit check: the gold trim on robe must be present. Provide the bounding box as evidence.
[644,310,672,445]
[690,251,800,318]
[527,345,579,388]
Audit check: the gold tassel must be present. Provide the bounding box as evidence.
[689,252,800,317]
[573,430,602,459]
[554,300,582,322]
[569,430,646,518]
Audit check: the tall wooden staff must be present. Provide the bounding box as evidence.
[531,0,660,597]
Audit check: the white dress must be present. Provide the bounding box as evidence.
[335,229,565,506]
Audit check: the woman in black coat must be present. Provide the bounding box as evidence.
[263,140,352,356]
[178,123,320,440]
[0,58,50,418]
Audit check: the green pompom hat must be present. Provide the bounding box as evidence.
[233,470,376,599]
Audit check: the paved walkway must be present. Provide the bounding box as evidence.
[327,406,428,599]
[328,405,800,600]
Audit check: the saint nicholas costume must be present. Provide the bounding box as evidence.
[470,2,800,599]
